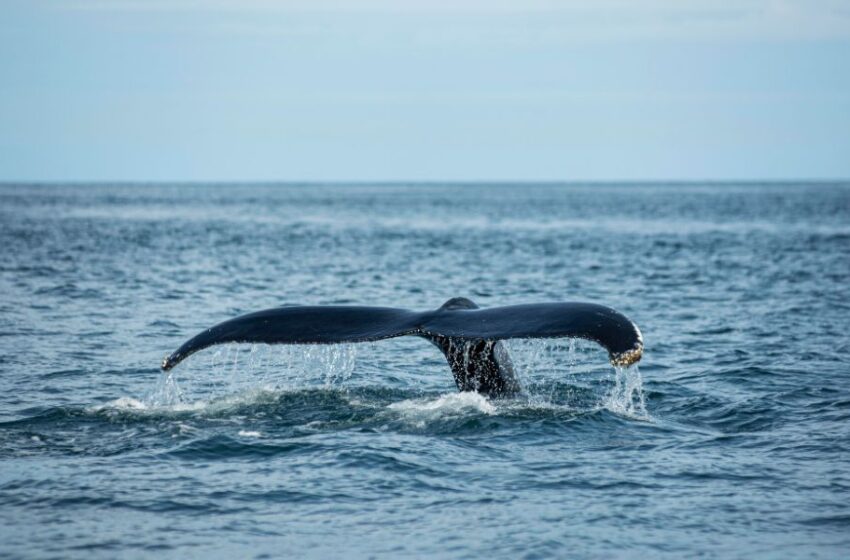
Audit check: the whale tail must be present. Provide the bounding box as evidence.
[161,298,642,397]
[422,297,520,396]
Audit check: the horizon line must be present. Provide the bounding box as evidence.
[1,178,848,186]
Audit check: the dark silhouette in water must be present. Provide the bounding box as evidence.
[162,297,643,397]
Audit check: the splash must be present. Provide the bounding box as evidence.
[504,338,650,419]
[237,430,262,438]
[88,396,148,412]
[92,386,283,416]
[603,365,648,420]
[388,391,496,415]
[145,369,184,407]
[148,342,358,407]
[86,344,361,418]
[128,339,649,420]
[387,392,496,428]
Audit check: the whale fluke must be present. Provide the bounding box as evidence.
[161,299,643,397]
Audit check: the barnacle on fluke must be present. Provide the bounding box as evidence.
[611,345,643,367]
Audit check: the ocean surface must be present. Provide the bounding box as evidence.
[0,182,848,558]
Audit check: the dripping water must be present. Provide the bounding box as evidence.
[140,339,648,420]
[143,343,358,408]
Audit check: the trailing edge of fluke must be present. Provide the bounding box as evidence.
[161,298,643,397]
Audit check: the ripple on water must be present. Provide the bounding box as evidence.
[2,183,849,558]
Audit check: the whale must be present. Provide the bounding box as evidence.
[161,297,643,397]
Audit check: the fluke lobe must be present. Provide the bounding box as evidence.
[161,298,643,397]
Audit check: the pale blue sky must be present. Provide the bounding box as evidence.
[1,0,849,181]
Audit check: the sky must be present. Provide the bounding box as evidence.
[1,0,849,182]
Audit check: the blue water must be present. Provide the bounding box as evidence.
[1,183,848,558]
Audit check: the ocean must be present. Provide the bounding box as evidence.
[1,182,848,558]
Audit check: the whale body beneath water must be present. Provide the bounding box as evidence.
[162,298,643,397]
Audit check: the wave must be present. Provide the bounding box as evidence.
[0,341,654,462]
